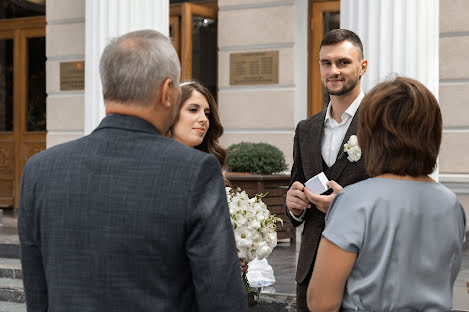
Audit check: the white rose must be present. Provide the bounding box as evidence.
[256,241,272,260]
[248,219,261,230]
[348,134,358,146]
[237,247,248,260]
[251,231,262,243]
[234,227,253,248]
[264,232,278,248]
[248,247,258,262]
[235,214,247,227]
[347,146,361,162]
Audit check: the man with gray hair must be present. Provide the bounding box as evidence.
[19,29,247,312]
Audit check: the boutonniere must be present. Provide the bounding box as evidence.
[338,135,361,162]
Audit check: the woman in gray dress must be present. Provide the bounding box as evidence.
[306,77,466,311]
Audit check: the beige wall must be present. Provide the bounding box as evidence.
[46,0,85,148]
[440,0,469,227]
[217,0,298,171]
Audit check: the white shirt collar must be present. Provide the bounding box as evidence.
[324,90,365,125]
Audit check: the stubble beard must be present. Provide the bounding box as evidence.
[324,72,361,96]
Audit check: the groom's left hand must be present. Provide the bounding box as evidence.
[304,180,343,213]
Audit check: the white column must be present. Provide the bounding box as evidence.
[84,0,169,135]
[341,0,439,180]
[340,0,439,96]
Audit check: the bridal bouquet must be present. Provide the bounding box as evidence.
[226,187,282,291]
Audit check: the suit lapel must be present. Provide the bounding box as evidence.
[308,110,326,178]
[298,109,326,180]
[327,109,360,181]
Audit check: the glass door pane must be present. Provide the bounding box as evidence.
[26,36,46,132]
[191,16,217,100]
[0,38,13,132]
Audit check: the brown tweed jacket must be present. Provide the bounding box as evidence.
[287,108,368,283]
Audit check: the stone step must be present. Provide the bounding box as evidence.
[0,301,26,312]
[0,258,21,279]
[0,278,24,304]
[0,244,20,260]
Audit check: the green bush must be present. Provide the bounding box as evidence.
[226,142,287,175]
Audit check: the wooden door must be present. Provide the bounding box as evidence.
[0,16,46,208]
[170,1,217,81]
[308,1,340,116]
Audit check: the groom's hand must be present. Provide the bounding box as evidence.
[304,180,343,213]
[286,181,311,217]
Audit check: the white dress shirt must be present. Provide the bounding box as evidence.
[289,90,364,222]
[322,90,364,167]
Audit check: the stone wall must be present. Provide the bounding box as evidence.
[46,0,85,148]
[439,0,469,227]
[217,0,307,169]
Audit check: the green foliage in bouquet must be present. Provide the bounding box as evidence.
[226,142,287,175]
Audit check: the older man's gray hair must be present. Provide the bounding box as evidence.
[100,29,180,106]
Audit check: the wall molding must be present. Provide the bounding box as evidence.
[440,31,469,38]
[219,85,295,92]
[219,42,294,52]
[219,0,294,11]
[47,18,85,25]
[224,129,295,134]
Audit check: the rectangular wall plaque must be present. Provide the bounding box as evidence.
[230,51,279,85]
[60,61,85,91]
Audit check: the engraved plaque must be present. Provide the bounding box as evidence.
[60,61,85,91]
[230,51,279,85]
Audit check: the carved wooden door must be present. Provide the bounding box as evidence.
[0,17,46,208]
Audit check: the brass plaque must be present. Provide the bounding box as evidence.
[60,61,85,91]
[230,51,279,85]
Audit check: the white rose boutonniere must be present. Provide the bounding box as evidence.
[338,135,361,162]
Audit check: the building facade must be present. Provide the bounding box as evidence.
[0,0,468,224]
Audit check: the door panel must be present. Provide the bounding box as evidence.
[309,1,340,116]
[0,137,14,206]
[0,17,45,208]
[170,2,217,81]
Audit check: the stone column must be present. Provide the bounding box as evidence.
[84,0,169,135]
[340,0,439,179]
[341,0,439,95]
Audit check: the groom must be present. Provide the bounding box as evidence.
[286,29,369,311]
[18,30,247,312]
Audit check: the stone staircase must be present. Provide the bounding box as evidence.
[0,210,26,311]
[0,258,25,312]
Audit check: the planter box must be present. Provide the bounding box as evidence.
[226,173,295,243]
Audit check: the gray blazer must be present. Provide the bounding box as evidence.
[19,114,247,312]
[287,108,368,283]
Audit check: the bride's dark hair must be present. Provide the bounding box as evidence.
[174,80,227,170]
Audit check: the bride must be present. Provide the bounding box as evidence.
[167,80,248,274]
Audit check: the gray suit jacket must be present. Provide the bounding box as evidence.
[287,108,368,283]
[19,114,247,312]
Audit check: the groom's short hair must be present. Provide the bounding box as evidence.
[320,29,364,59]
[358,77,442,177]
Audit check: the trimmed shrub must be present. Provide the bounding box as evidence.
[226,142,287,175]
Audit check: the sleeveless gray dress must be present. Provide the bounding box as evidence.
[323,178,466,311]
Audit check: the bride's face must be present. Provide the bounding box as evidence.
[171,90,210,148]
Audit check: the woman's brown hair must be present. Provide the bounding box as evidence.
[173,80,227,169]
[358,77,442,177]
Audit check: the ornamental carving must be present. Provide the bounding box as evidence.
[24,144,45,162]
[0,148,8,169]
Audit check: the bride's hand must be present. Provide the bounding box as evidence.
[240,259,248,274]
